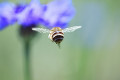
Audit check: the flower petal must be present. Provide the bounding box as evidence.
[15,4,26,13]
[16,0,46,27]
[0,2,16,30]
[41,0,75,29]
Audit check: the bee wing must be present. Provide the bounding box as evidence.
[63,26,82,33]
[32,28,50,33]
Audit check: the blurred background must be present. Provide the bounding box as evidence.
[0,0,120,80]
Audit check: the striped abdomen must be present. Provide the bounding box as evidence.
[52,31,64,44]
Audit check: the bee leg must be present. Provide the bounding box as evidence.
[56,42,61,48]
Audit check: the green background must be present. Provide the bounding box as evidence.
[0,0,120,80]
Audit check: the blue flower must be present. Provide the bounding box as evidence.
[16,0,46,27]
[40,0,75,29]
[0,2,16,30]
[0,0,75,30]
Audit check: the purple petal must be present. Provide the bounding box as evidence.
[0,2,16,30]
[40,0,75,29]
[0,16,9,30]
[15,4,26,13]
[16,0,46,27]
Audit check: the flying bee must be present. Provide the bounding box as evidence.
[32,26,82,47]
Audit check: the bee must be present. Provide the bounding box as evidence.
[32,26,82,47]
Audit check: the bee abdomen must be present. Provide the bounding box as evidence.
[53,35,64,44]
[52,31,64,44]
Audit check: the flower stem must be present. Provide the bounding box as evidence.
[24,41,31,80]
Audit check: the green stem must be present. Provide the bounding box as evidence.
[24,41,31,80]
